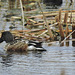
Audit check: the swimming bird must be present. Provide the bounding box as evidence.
[0,31,45,52]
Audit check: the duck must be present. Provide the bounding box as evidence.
[0,31,46,52]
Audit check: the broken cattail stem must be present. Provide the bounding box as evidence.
[37,1,54,40]
[65,24,69,46]
[65,24,69,37]
[64,12,68,24]
[59,9,62,22]
[69,0,74,24]
[64,12,69,38]
[20,0,25,30]
[58,22,64,41]
[58,10,64,41]
[69,13,72,24]
[72,20,75,46]
[55,16,59,22]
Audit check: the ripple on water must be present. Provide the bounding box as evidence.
[0,0,75,75]
[0,46,75,75]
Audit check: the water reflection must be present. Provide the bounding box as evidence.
[0,0,75,75]
[66,41,69,47]
[0,52,13,67]
[0,46,75,75]
[32,51,44,58]
[60,69,65,75]
[72,41,75,47]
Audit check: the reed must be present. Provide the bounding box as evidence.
[72,20,75,46]
[64,12,69,37]
[20,0,25,30]
[37,1,54,41]
[58,9,64,41]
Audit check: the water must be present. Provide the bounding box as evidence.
[0,46,75,75]
[0,0,75,75]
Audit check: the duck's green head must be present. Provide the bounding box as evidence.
[0,31,14,43]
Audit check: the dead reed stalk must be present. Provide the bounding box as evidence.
[20,0,25,30]
[58,9,64,41]
[37,1,54,40]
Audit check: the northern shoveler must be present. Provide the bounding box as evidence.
[0,31,45,52]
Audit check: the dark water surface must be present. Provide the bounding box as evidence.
[0,0,75,75]
[42,0,75,11]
